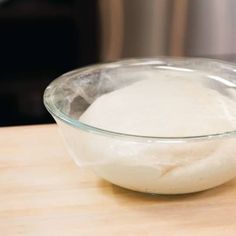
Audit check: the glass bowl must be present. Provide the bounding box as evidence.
[44,57,236,194]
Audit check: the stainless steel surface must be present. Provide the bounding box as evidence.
[98,0,236,62]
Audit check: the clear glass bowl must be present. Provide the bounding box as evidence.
[44,57,236,194]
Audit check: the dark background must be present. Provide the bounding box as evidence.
[0,0,99,126]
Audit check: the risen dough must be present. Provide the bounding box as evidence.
[78,70,236,194]
[80,70,236,136]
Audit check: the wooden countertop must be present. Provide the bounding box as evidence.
[0,124,236,236]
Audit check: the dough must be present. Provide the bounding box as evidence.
[80,70,236,136]
[78,69,236,194]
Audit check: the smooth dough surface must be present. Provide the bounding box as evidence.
[80,70,236,136]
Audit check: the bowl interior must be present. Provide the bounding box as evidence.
[44,57,236,140]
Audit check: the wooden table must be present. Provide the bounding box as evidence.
[0,124,236,236]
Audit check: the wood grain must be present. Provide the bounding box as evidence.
[0,124,236,236]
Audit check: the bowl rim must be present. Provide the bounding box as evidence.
[43,56,236,142]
